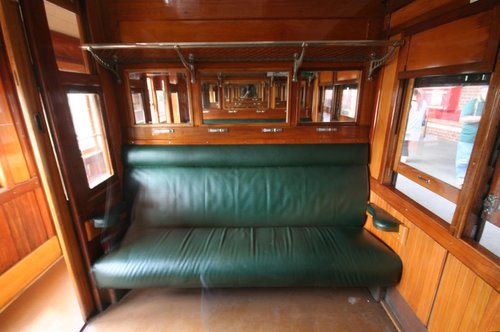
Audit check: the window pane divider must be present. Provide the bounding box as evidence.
[396,162,460,203]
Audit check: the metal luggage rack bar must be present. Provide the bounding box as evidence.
[82,40,404,83]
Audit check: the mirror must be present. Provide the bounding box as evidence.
[298,70,361,123]
[201,72,288,124]
[128,70,191,125]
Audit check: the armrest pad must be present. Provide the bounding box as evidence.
[92,202,126,228]
[367,203,401,232]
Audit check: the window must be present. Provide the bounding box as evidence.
[338,84,358,119]
[394,74,490,223]
[0,164,6,188]
[131,92,146,124]
[67,93,113,188]
[319,85,334,122]
[299,70,361,123]
[129,71,191,125]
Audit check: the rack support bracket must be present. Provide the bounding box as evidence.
[292,43,307,82]
[174,45,196,83]
[368,40,404,80]
[86,47,121,83]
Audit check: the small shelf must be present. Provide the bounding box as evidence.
[82,40,403,82]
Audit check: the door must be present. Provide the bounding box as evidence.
[19,0,123,311]
[0,36,60,310]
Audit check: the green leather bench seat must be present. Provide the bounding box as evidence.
[92,144,402,289]
[93,227,401,288]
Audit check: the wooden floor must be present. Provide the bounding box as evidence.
[0,258,84,332]
[0,258,398,332]
[85,287,397,332]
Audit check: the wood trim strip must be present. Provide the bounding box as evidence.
[370,178,500,292]
[396,163,460,203]
[398,62,494,80]
[0,236,61,311]
[390,0,498,36]
[0,177,39,205]
[452,41,500,238]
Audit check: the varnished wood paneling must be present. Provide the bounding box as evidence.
[371,179,500,292]
[50,30,86,73]
[119,19,373,43]
[369,36,401,180]
[406,12,493,72]
[391,0,467,29]
[0,207,19,274]
[0,78,31,185]
[104,0,385,21]
[367,192,447,325]
[128,125,370,145]
[428,254,499,332]
[1,191,50,268]
[34,188,55,238]
[0,236,61,311]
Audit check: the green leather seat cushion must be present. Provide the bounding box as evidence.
[93,226,402,288]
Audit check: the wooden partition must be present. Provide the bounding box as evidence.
[370,0,500,330]
[0,36,60,309]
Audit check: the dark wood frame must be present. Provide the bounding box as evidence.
[20,0,125,312]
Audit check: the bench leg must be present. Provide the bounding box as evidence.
[368,286,386,302]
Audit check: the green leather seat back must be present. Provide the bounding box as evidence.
[123,144,369,228]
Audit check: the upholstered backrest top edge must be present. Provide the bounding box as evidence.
[123,144,369,168]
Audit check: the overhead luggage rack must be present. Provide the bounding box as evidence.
[82,40,403,83]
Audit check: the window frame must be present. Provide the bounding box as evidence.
[387,72,499,246]
[392,78,461,206]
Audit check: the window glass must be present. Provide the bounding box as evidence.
[131,93,145,124]
[395,74,490,224]
[478,221,500,256]
[399,75,489,188]
[44,1,88,73]
[67,93,113,188]
[339,84,358,119]
[395,174,456,223]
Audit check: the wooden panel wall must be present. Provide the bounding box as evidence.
[390,0,468,30]
[405,11,494,72]
[367,1,500,330]
[100,0,385,42]
[369,35,401,180]
[119,19,376,43]
[0,73,32,184]
[0,42,56,275]
[366,192,447,325]
[428,254,499,332]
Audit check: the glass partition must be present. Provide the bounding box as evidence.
[298,70,361,123]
